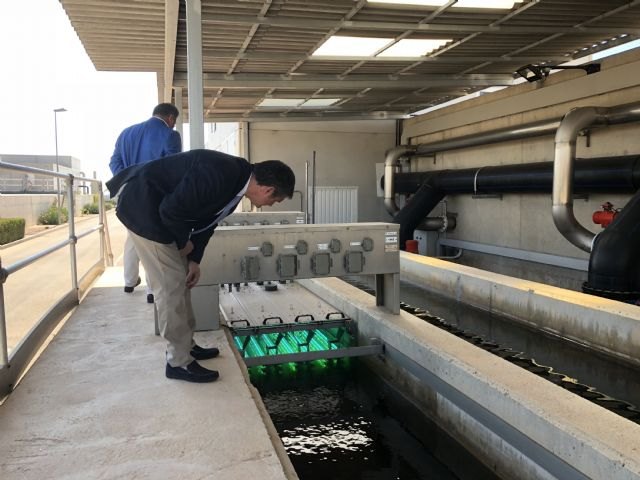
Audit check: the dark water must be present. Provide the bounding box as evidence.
[251,360,499,480]
[398,280,640,415]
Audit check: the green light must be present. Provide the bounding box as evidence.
[233,326,355,367]
[237,329,354,358]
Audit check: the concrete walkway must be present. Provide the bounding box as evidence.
[0,267,295,480]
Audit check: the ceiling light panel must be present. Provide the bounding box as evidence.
[377,39,452,57]
[258,99,304,107]
[300,99,342,107]
[367,0,521,8]
[454,0,518,7]
[312,36,393,57]
[367,0,449,5]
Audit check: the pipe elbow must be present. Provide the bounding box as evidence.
[551,204,594,252]
[554,107,606,145]
[552,106,606,252]
[384,145,417,215]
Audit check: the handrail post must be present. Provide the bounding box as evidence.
[67,175,79,297]
[98,186,105,265]
[98,186,114,266]
[0,258,9,367]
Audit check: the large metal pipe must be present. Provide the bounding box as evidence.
[417,215,457,232]
[553,107,608,252]
[393,181,445,249]
[415,119,561,157]
[391,156,640,195]
[552,101,640,252]
[384,145,417,214]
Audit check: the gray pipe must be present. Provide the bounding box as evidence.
[384,145,417,214]
[415,120,560,157]
[552,101,640,252]
[417,214,457,232]
[552,107,606,252]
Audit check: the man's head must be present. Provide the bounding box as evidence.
[246,160,295,208]
[153,103,179,129]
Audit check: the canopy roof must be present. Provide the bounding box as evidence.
[59,0,640,122]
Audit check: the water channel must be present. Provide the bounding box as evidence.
[252,360,499,480]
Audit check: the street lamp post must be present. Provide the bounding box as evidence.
[54,107,67,224]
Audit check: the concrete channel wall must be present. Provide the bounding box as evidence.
[399,252,640,369]
[299,277,640,480]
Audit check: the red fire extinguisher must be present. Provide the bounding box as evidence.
[592,202,620,228]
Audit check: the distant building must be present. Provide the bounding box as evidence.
[0,154,89,194]
[205,122,241,156]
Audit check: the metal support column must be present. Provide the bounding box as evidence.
[375,272,400,314]
[185,0,204,149]
[240,121,249,160]
[174,86,184,143]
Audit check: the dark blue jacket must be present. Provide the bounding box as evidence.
[107,149,253,264]
[109,117,182,175]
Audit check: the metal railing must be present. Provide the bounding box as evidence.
[0,160,113,396]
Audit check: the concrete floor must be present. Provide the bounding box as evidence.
[0,267,295,480]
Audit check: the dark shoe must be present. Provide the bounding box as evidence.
[147,293,154,304]
[166,360,219,383]
[124,277,141,293]
[190,344,220,360]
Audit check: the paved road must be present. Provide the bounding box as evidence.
[1,210,127,351]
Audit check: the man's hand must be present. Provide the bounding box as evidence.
[179,240,194,257]
[186,260,200,289]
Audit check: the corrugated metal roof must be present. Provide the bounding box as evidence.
[59,0,640,122]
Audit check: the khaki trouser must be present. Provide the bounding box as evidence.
[128,230,195,367]
[123,232,152,295]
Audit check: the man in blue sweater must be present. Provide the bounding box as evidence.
[110,103,182,303]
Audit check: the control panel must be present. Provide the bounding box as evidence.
[189,222,400,332]
[199,223,399,285]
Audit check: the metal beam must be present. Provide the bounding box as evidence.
[163,0,179,103]
[202,111,411,122]
[243,344,384,367]
[201,13,640,36]
[198,49,569,63]
[174,73,516,89]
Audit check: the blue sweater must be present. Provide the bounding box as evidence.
[109,116,182,175]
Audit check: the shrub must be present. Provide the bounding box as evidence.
[82,201,114,214]
[38,205,68,225]
[82,203,99,214]
[0,218,26,245]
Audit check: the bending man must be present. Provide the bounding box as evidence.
[107,149,295,383]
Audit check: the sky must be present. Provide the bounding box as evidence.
[0,0,159,181]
